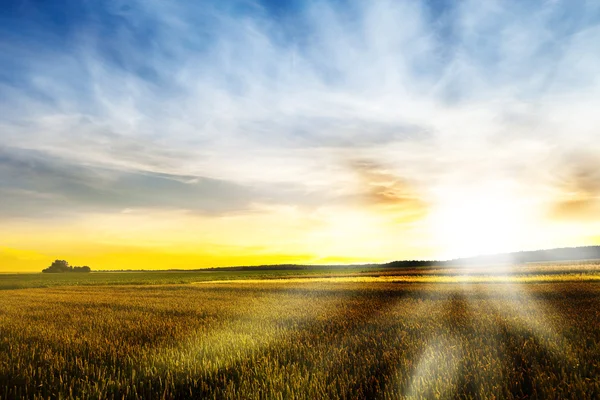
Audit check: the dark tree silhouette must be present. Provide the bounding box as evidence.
[42,260,91,273]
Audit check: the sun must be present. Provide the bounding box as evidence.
[430,183,526,260]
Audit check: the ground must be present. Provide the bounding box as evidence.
[1,266,599,399]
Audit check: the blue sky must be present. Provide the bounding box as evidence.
[2,0,600,269]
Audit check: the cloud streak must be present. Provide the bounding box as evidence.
[0,146,329,219]
[549,152,600,220]
[350,159,429,223]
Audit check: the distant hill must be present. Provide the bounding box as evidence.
[247,246,600,270]
[441,246,600,267]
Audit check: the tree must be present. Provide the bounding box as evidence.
[42,260,91,273]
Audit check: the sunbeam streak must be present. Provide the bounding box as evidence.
[405,336,463,399]
[149,283,345,375]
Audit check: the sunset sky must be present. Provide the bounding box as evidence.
[2,0,600,271]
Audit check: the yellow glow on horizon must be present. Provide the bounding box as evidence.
[2,188,600,272]
[0,205,427,272]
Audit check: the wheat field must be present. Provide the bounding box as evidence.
[1,280,599,399]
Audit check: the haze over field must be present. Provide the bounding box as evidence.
[2,0,600,271]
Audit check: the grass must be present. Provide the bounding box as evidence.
[1,280,599,399]
[0,269,354,290]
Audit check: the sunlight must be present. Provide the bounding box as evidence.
[481,283,577,361]
[430,183,527,262]
[405,336,462,398]
[151,284,341,374]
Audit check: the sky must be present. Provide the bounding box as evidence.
[1,0,600,272]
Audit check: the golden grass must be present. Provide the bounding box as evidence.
[1,282,599,399]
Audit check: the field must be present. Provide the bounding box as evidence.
[1,268,600,399]
[2,262,600,290]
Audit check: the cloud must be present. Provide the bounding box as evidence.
[349,159,429,223]
[0,146,327,219]
[549,153,600,221]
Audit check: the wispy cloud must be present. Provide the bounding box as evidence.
[549,152,600,220]
[0,146,331,219]
[350,159,428,223]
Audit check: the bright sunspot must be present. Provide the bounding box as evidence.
[430,183,526,260]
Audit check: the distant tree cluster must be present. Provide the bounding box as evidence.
[42,260,91,273]
[383,260,437,268]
